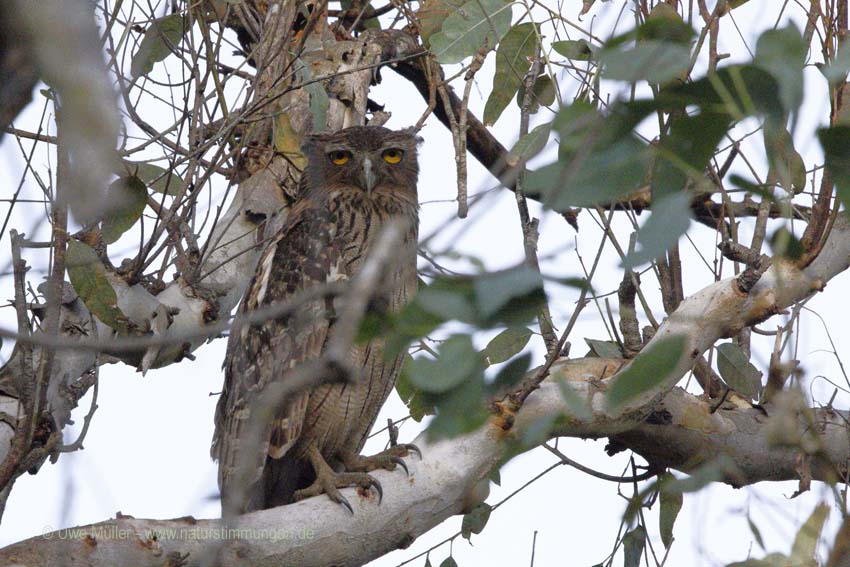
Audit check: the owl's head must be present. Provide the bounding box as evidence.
[301,126,421,199]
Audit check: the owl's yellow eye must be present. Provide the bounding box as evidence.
[329,151,351,165]
[382,149,403,164]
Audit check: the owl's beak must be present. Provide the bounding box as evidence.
[361,156,375,196]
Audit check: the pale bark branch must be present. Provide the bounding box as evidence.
[1,357,847,567]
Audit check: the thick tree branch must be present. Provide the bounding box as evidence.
[1,357,847,567]
[610,388,850,486]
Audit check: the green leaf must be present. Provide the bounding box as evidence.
[817,125,850,214]
[489,467,501,486]
[769,227,805,262]
[356,307,390,344]
[659,473,683,549]
[556,377,592,421]
[622,192,692,269]
[66,240,131,333]
[507,122,551,167]
[522,412,559,446]
[426,373,489,440]
[483,23,539,126]
[461,502,492,540]
[764,122,806,194]
[726,554,791,567]
[339,0,381,29]
[386,299,444,357]
[416,287,478,323]
[639,4,694,44]
[651,110,733,200]
[122,161,183,196]
[553,100,603,151]
[395,353,416,403]
[748,515,766,551]
[528,137,651,210]
[552,39,594,60]
[397,268,544,334]
[418,0,466,43]
[662,456,739,493]
[605,335,687,412]
[623,525,647,567]
[409,334,480,394]
[473,266,545,319]
[716,342,763,400]
[789,503,830,566]
[439,557,459,567]
[584,338,621,358]
[490,352,532,391]
[753,24,806,115]
[429,0,512,64]
[515,75,556,114]
[102,176,148,244]
[482,327,532,365]
[728,174,776,200]
[821,39,850,86]
[555,276,591,290]
[602,41,690,84]
[131,14,187,80]
[660,65,783,123]
[529,99,658,211]
[580,0,595,15]
[396,352,445,422]
[409,391,437,421]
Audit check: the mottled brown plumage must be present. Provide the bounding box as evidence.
[212,126,420,514]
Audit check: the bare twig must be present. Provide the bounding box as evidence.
[514,48,558,352]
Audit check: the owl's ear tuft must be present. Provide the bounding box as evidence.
[301,131,337,153]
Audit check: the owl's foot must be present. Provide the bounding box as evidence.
[293,446,382,514]
[341,443,422,477]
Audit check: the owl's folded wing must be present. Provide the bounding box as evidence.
[211,201,347,510]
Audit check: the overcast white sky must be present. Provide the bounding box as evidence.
[1,1,849,565]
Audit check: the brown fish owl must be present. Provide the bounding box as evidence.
[212,126,421,514]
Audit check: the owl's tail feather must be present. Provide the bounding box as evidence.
[250,455,314,511]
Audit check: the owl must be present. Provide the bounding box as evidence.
[211,126,421,514]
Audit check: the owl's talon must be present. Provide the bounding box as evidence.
[405,443,422,460]
[293,446,388,511]
[338,494,354,515]
[371,478,383,503]
[390,456,409,476]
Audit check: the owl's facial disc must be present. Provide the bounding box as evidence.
[361,156,376,196]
